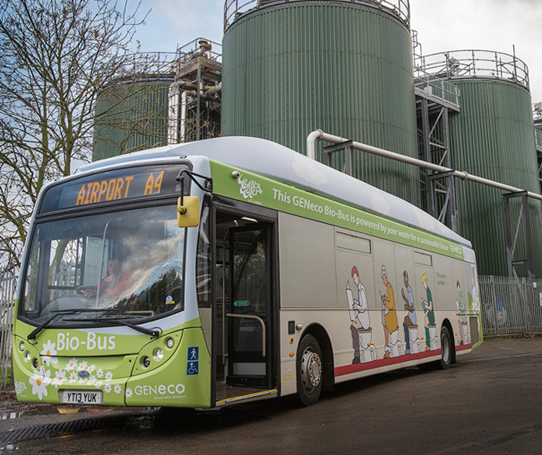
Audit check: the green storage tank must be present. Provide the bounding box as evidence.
[222,0,419,205]
[421,50,542,277]
[94,73,174,161]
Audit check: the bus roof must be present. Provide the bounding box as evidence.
[80,136,471,247]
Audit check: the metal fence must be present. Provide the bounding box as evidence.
[0,271,16,388]
[479,275,542,336]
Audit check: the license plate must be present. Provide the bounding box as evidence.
[61,390,103,405]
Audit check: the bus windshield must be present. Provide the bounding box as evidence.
[20,205,184,326]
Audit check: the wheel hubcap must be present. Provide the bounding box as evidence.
[301,348,322,390]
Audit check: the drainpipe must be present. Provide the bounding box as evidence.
[306,130,542,202]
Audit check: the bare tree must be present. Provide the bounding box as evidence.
[0,0,159,270]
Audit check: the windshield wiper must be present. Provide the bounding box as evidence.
[27,309,79,340]
[62,316,161,338]
[105,319,161,338]
[27,309,120,340]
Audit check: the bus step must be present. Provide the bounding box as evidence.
[216,388,277,407]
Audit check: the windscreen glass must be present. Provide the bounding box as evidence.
[20,205,184,326]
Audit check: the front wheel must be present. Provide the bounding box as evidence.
[436,326,453,370]
[296,334,323,406]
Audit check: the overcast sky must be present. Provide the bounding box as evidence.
[133,0,542,103]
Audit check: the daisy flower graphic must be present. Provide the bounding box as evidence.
[104,383,112,393]
[95,381,103,389]
[125,388,133,398]
[52,370,67,388]
[41,340,58,367]
[87,364,96,373]
[105,371,113,381]
[29,366,51,400]
[66,358,78,371]
[114,384,122,394]
[69,372,78,383]
[96,369,104,379]
[77,361,89,372]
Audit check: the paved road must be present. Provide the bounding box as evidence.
[2,337,542,454]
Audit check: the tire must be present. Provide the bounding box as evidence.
[296,334,323,406]
[436,326,453,370]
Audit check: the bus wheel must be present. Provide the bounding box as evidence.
[437,326,452,370]
[297,334,323,406]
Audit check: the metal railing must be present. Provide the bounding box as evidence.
[224,0,410,32]
[0,271,17,388]
[415,49,530,92]
[176,38,222,65]
[415,78,461,109]
[479,275,542,336]
[412,31,461,111]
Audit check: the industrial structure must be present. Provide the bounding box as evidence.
[168,39,222,144]
[414,49,542,278]
[93,40,222,161]
[92,0,542,280]
[535,103,542,191]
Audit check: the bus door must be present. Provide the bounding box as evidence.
[226,223,274,389]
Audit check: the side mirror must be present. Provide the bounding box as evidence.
[177,196,200,227]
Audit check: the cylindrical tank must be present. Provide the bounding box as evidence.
[93,53,177,161]
[94,75,173,161]
[421,50,542,277]
[222,0,420,205]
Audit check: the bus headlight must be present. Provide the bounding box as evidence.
[141,356,151,368]
[166,338,175,349]
[19,342,25,352]
[25,352,31,362]
[153,349,163,361]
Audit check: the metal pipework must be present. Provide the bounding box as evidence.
[306,129,542,202]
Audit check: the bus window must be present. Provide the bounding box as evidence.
[336,231,372,254]
[196,199,212,308]
[20,205,185,325]
[414,251,433,266]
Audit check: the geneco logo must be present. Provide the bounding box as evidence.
[134,383,185,397]
[238,174,263,199]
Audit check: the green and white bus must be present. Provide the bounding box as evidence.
[13,137,482,408]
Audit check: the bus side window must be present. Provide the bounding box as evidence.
[196,199,211,308]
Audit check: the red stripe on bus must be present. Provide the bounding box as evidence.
[334,343,472,377]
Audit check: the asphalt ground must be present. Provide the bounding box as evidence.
[1,335,542,454]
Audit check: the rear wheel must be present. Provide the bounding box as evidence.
[296,334,323,406]
[436,326,452,370]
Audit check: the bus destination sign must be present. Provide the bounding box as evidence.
[75,171,163,206]
[39,165,187,214]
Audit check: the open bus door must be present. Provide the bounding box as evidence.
[227,224,273,388]
[214,209,277,406]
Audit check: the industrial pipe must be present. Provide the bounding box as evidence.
[306,129,542,202]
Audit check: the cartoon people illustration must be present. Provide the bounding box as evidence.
[401,270,417,355]
[347,266,372,364]
[380,265,399,359]
[456,281,470,345]
[456,281,466,325]
[422,273,436,351]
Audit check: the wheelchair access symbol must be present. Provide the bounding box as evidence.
[187,347,199,375]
